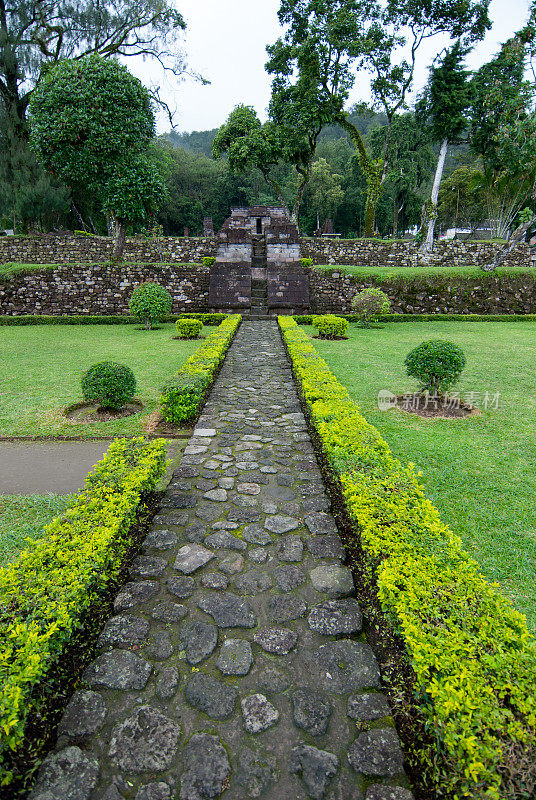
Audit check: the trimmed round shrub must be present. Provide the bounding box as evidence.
[404,339,466,393]
[176,318,203,339]
[313,314,349,339]
[352,287,391,327]
[300,257,313,268]
[81,362,136,410]
[202,256,216,267]
[129,282,172,330]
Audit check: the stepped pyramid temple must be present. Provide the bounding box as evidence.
[208,206,310,318]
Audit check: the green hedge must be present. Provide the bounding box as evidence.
[0,313,228,326]
[0,437,167,785]
[294,313,536,324]
[279,316,536,800]
[161,314,241,424]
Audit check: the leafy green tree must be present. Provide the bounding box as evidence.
[0,109,69,231]
[29,55,161,258]
[305,158,345,230]
[267,0,490,237]
[437,166,486,232]
[469,17,536,267]
[212,103,323,222]
[417,41,472,252]
[369,113,434,237]
[0,1,186,138]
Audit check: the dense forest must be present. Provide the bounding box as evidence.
[159,110,488,238]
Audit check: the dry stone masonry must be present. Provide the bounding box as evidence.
[301,237,531,270]
[29,321,413,800]
[0,234,217,264]
[0,263,209,315]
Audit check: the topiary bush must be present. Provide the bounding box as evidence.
[404,339,466,393]
[300,257,313,268]
[313,314,349,339]
[129,282,172,330]
[202,256,216,268]
[176,318,203,339]
[352,287,391,327]
[81,362,136,411]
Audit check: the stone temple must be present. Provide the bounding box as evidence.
[208,206,310,317]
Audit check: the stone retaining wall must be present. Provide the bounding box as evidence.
[309,270,536,315]
[0,234,531,270]
[0,234,217,264]
[2,263,536,316]
[0,264,209,315]
[301,237,531,270]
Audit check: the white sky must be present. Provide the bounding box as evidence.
[130,0,533,134]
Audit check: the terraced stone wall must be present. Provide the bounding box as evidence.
[0,234,530,271]
[301,237,531,270]
[0,263,209,315]
[0,234,217,264]
[309,270,536,315]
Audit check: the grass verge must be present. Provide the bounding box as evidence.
[0,495,73,567]
[0,323,204,437]
[313,263,531,278]
[301,320,536,629]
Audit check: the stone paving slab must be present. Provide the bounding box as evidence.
[30,321,414,800]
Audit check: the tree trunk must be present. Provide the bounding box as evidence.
[481,215,536,272]
[113,219,127,260]
[71,201,87,231]
[421,137,449,254]
[337,115,387,238]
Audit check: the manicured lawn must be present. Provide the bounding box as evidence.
[303,321,536,628]
[314,263,528,278]
[0,323,204,437]
[0,494,73,566]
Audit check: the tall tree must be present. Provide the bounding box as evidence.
[469,18,536,268]
[0,107,69,231]
[417,41,472,252]
[30,55,162,258]
[267,0,490,237]
[369,113,434,237]
[0,1,187,231]
[212,103,323,223]
[305,158,345,230]
[0,1,187,136]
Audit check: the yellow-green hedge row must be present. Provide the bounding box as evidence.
[160,314,241,424]
[0,437,167,785]
[278,316,536,800]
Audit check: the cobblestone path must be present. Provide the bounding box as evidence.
[31,321,414,800]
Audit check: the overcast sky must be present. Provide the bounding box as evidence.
[131,0,533,134]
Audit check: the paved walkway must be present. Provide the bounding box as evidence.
[0,441,185,495]
[30,322,413,800]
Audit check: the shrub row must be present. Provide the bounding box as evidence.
[294,312,536,324]
[0,437,167,784]
[0,313,227,326]
[278,316,536,800]
[160,314,241,424]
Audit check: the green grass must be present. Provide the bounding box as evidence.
[0,494,73,566]
[0,323,203,437]
[313,263,530,278]
[0,261,203,279]
[303,321,536,628]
